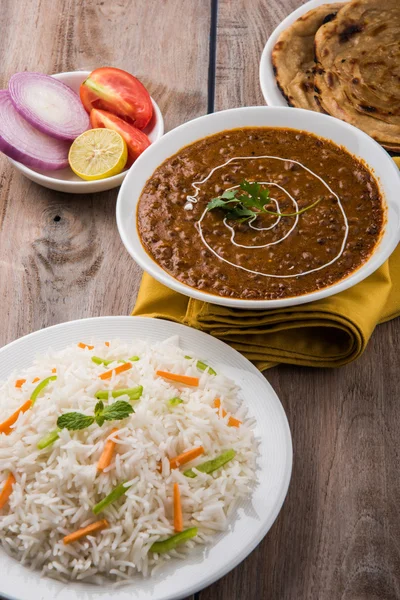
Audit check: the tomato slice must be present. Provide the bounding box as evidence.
[89,109,150,166]
[80,67,153,130]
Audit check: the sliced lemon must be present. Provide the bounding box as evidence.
[69,128,128,181]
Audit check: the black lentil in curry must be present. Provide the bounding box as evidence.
[137,127,384,300]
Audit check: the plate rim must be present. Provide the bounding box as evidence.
[0,315,292,600]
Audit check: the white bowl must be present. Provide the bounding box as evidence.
[259,0,347,108]
[8,71,164,194]
[116,105,400,309]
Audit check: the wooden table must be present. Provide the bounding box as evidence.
[1,1,399,599]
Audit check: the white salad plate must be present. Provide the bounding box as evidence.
[259,0,347,108]
[117,105,400,309]
[0,316,292,600]
[8,71,164,194]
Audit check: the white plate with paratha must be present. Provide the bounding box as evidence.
[259,0,400,152]
[260,0,347,109]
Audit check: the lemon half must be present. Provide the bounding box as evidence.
[69,128,128,181]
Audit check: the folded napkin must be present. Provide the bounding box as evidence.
[132,243,400,370]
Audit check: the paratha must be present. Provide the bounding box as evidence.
[314,0,400,151]
[272,4,344,112]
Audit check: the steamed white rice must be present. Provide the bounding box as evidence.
[0,336,257,583]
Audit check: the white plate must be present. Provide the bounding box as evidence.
[259,0,348,107]
[116,105,400,309]
[8,71,164,194]
[0,316,292,600]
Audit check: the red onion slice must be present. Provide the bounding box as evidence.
[0,90,70,170]
[9,72,90,141]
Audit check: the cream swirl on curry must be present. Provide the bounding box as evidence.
[137,127,384,300]
[184,155,349,279]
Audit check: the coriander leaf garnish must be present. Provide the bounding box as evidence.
[206,179,322,222]
[58,400,134,431]
[206,196,236,211]
[237,180,270,211]
[225,205,255,222]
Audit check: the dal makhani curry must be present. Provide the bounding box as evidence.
[137,127,384,300]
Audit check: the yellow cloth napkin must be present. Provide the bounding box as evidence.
[132,244,400,371]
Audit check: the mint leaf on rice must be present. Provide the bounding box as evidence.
[57,413,95,431]
[101,400,134,422]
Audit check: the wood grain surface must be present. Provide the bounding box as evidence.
[0,0,210,349]
[1,1,400,600]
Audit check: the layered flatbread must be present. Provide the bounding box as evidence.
[272,4,343,112]
[314,0,400,150]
